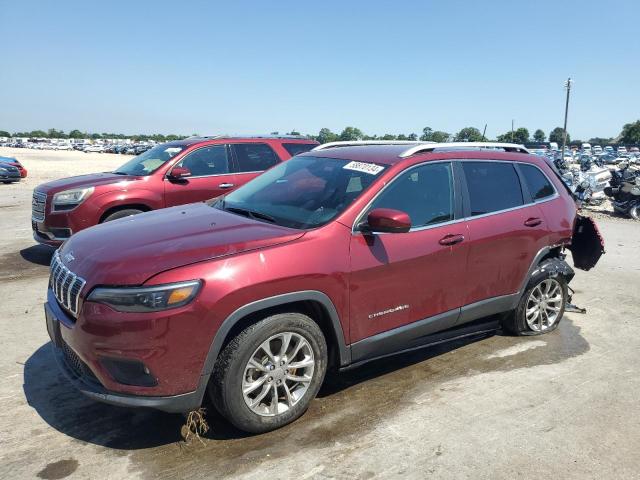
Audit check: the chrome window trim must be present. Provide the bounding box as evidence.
[352,160,457,234]
[352,158,560,235]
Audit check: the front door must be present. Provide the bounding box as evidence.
[349,162,467,344]
[164,144,236,207]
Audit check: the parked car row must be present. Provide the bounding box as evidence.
[0,141,155,154]
[36,139,604,434]
[0,156,27,183]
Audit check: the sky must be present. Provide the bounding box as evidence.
[1,0,639,140]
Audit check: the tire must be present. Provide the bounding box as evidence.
[209,313,327,433]
[502,261,568,336]
[101,208,144,223]
[630,204,640,221]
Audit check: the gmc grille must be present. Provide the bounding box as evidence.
[32,191,46,222]
[50,251,86,317]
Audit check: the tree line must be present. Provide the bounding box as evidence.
[2,120,640,145]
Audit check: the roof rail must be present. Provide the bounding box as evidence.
[313,140,433,151]
[399,142,530,157]
[187,134,312,140]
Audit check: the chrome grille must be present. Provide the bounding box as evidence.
[32,191,46,222]
[50,251,86,317]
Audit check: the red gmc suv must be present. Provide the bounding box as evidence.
[32,136,318,246]
[44,141,603,433]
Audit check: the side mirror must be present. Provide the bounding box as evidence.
[169,166,191,179]
[361,208,411,234]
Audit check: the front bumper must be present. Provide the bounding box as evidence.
[0,172,20,182]
[44,289,209,413]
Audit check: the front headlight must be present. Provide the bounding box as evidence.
[87,280,202,313]
[53,187,94,207]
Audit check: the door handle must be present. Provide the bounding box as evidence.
[439,234,465,246]
[219,183,235,189]
[524,217,542,227]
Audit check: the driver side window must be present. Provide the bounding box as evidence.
[368,162,454,228]
[176,145,230,177]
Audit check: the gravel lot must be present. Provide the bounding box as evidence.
[1,147,639,480]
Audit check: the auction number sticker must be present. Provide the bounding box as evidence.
[343,161,384,175]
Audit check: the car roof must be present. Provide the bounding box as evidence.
[169,135,318,148]
[303,143,533,166]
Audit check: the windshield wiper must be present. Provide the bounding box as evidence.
[112,171,129,175]
[225,206,276,223]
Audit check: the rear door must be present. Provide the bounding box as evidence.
[164,144,236,206]
[230,143,281,188]
[458,161,548,310]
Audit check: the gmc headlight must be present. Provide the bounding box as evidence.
[87,280,201,312]
[53,187,94,208]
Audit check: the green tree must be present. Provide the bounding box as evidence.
[0,130,10,138]
[549,127,569,145]
[454,127,484,142]
[588,137,613,145]
[420,127,449,142]
[407,133,418,141]
[496,127,529,144]
[339,126,364,141]
[68,129,84,139]
[29,130,47,138]
[533,129,545,142]
[317,128,338,144]
[620,120,640,144]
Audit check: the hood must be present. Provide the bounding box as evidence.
[58,203,305,287]
[36,172,136,194]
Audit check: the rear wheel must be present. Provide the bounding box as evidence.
[209,313,327,433]
[630,204,640,221]
[102,208,144,223]
[503,264,568,336]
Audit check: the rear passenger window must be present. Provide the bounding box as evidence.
[519,164,556,201]
[368,162,454,228]
[462,162,523,216]
[232,143,279,172]
[282,143,316,156]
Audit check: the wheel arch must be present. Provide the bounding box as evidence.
[99,203,152,223]
[201,291,350,380]
[518,246,574,298]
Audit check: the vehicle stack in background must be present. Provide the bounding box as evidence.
[526,142,640,219]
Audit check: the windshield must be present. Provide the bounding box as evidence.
[114,144,186,175]
[217,156,386,229]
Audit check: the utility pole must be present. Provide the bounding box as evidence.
[482,124,487,141]
[511,120,514,142]
[561,77,572,155]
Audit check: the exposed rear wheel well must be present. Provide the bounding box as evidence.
[99,204,151,223]
[538,246,563,265]
[220,300,341,370]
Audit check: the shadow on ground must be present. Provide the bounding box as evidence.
[23,318,589,466]
[20,244,55,266]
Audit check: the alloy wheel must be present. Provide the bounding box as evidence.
[525,278,563,332]
[242,332,315,416]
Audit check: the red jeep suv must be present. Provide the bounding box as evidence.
[44,142,603,433]
[32,136,318,245]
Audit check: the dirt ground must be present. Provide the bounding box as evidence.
[1,147,639,480]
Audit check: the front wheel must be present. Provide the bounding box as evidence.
[630,204,640,221]
[209,313,327,433]
[503,264,568,336]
